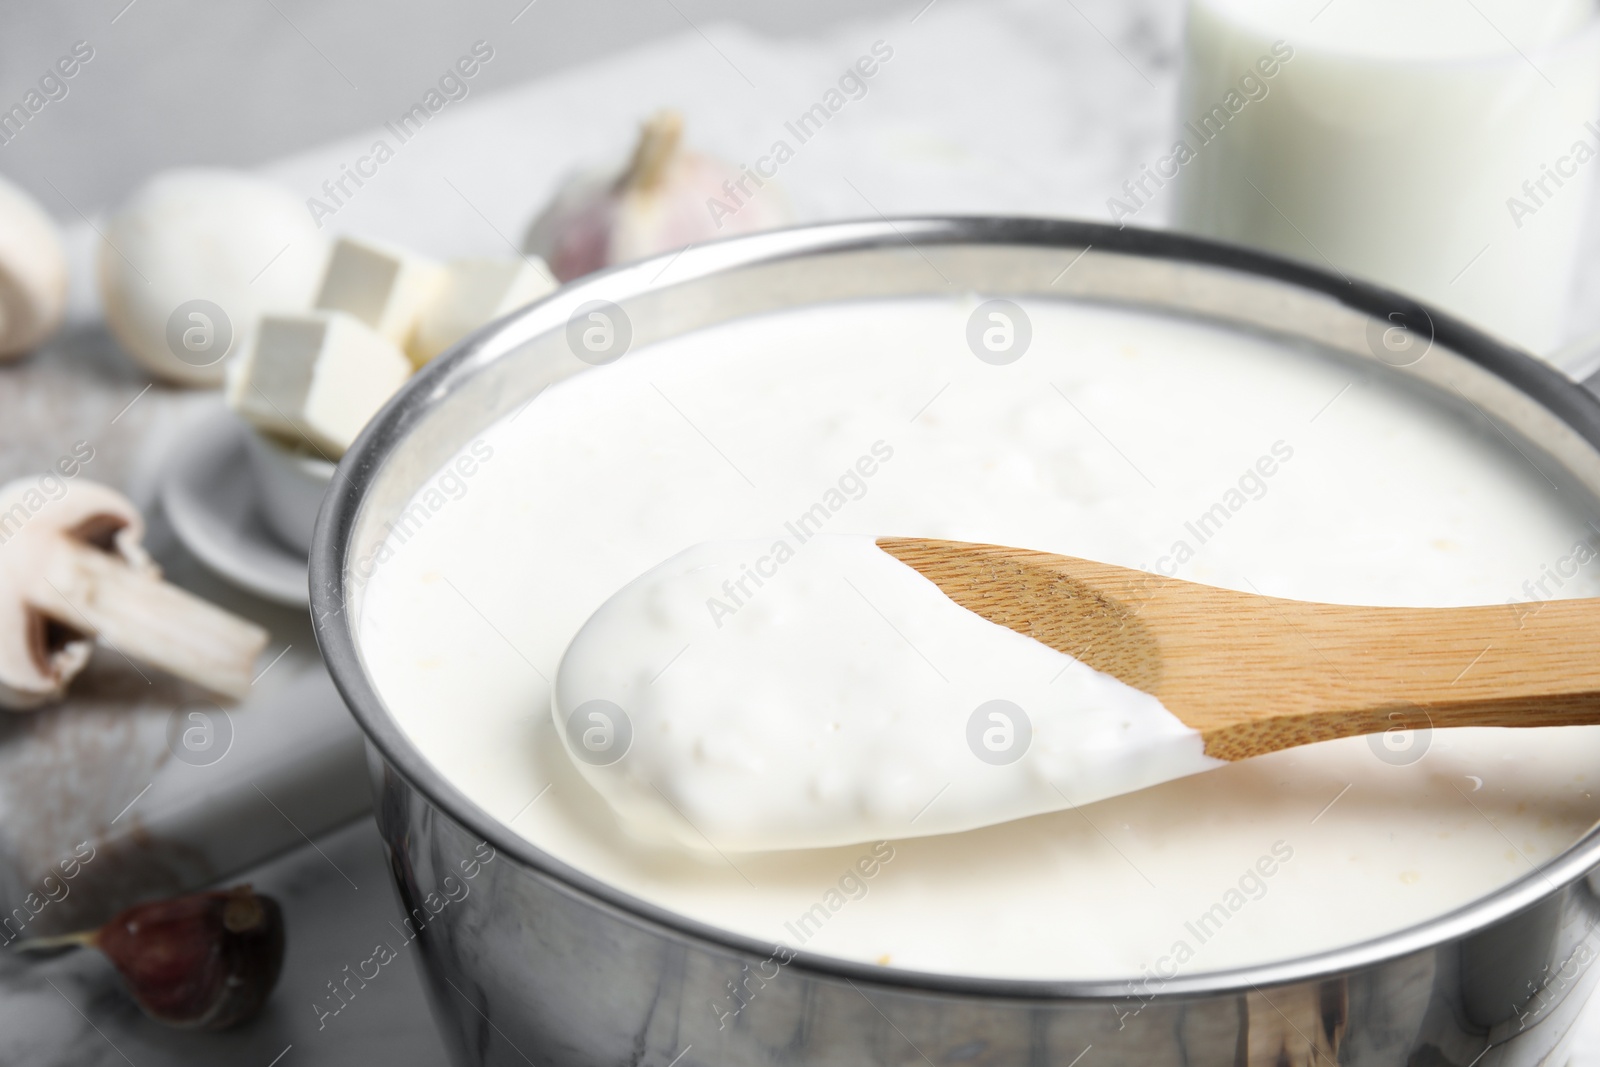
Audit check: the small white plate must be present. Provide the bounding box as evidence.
[161,408,311,607]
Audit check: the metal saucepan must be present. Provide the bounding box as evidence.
[311,217,1600,1066]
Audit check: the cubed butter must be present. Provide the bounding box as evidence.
[408,257,556,367]
[314,236,445,351]
[228,311,411,457]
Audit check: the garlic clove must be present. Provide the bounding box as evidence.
[0,174,68,361]
[13,886,285,1031]
[523,110,791,282]
[95,886,284,1031]
[522,170,618,284]
[612,149,783,265]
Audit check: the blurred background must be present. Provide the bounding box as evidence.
[2,0,1172,214]
[2,0,925,209]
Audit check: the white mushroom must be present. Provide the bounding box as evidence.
[0,174,68,361]
[99,169,328,386]
[0,477,269,709]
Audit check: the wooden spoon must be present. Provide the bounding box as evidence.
[876,536,1600,761]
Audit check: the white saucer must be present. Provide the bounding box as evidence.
[161,408,311,607]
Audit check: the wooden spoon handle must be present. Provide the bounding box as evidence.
[1173,595,1600,759]
[877,537,1600,761]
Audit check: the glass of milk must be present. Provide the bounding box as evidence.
[1168,0,1600,358]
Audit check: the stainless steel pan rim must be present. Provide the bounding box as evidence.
[310,214,1600,1002]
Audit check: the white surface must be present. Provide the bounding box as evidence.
[556,534,1214,851]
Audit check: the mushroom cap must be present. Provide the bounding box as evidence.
[99,169,329,387]
[0,478,150,709]
[0,174,68,361]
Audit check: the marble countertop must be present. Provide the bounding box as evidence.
[7,0,1600,1063]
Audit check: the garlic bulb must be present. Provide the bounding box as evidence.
[523,111,790,281]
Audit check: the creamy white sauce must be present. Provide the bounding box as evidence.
[553,534,1218,852]
[358,296,1600,979]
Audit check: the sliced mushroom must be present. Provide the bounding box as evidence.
[0,478,269,709]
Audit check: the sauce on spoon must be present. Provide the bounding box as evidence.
[553,534,1219,852]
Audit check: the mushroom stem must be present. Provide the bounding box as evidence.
[33,539,268,701]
